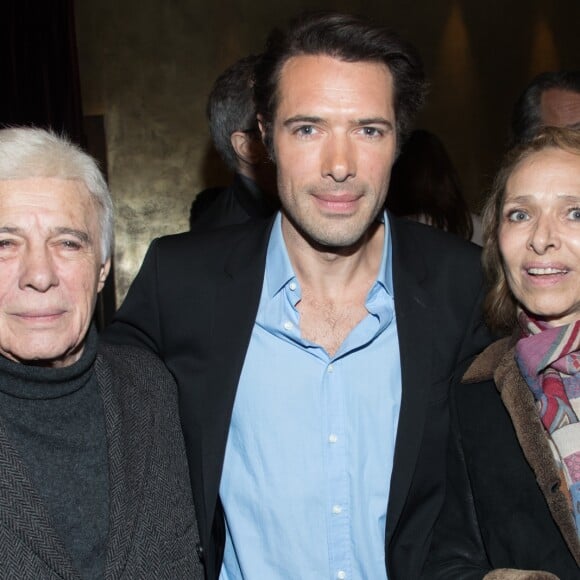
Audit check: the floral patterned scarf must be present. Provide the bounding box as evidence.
[515,310,580,538]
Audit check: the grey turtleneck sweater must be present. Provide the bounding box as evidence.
[0,327,109,580]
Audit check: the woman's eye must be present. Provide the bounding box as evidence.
[507,209,529,222]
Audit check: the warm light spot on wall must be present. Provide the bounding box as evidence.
[529,15,560,75]
[433,1,481,117]
[438,1,473,84]
[431,1,482,206]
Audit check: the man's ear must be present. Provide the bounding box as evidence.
[97,258,112,293]
[231,131,265,165]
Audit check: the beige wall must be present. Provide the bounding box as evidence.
[75,0,580,305]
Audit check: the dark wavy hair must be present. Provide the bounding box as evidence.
[254,11,427,155]
[482,126,580,334]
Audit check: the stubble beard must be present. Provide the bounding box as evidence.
[280,183,384,255]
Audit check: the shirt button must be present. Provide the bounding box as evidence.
[328,434,338,443]
[289,282,297,291]
[337,571,346,579]
[332,504,342,514]
[283,321,293,331]
[327,364,334,373]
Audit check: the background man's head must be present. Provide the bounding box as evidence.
[254,11,427,156]
[207,54,275,188]
[511,70,580,145]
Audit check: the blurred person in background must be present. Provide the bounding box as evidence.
[511,70,580,145]
[386,129,480,244]
[190,54,278,230]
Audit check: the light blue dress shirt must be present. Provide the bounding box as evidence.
[219,213,401,580]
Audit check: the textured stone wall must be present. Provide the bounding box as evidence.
[76,0,580,305]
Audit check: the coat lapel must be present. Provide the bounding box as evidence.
[197,219,273,545]
[96,355,154,580]
[385,216,434,542]
[0,422,79,579]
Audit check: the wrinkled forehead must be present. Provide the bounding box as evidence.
[0,177,100,228]
[0,176,92,201]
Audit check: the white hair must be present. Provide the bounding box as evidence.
[0,127,114,260]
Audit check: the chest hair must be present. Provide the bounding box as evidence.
[297,287,369,357]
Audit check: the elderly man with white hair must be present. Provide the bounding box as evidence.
[0,127,203,580]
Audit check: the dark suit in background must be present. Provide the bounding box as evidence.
[189,173,276,231]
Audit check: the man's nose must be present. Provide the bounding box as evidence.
[321,134,356,182]
[19,246,59,292]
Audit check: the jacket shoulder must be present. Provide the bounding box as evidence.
[96,342,177,401]
[150,217,273,269]
[390,215,482,262]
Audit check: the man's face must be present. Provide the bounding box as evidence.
[268,54,397,250]
[0,177,110,367]
[540,88,580,128]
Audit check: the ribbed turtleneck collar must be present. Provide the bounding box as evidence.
[0,325,98,400]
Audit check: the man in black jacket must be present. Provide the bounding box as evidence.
[107,11,492,579]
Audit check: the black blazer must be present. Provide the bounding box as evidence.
[104,214,492,580]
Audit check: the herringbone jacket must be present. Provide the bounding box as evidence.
[0,343,204,579]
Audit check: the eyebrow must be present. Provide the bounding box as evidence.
[283,115,394,129]
[0,226,92,244]
[559,194,580,203]
[54,227,92,244]
[356,117,394,128]
[283,115,324,127]
[505,194,580,204]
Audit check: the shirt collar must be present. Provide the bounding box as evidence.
[264,211,394,299]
